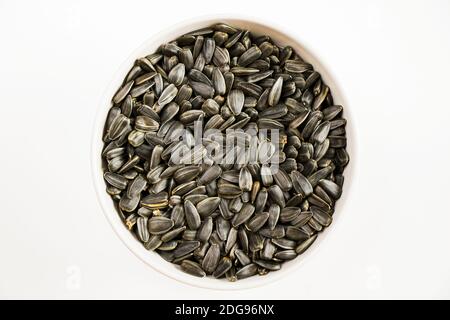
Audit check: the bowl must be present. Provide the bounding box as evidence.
[91,15,356,290]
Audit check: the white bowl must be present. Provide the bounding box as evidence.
[91,16,356,290]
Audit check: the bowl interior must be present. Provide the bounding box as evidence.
[91,16,355,290]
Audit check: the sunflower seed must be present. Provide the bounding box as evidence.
[108,114,131,140]
[236,82,263,98]
[272,238,296,250]
[313,85,329,110]
[273,168,292,191]
[291,211,312,227]
[135,116,159,132]
[308,216,323,232]
[216,199,232,220]
[144,235,162,251]
[173,241,200,258]
[202,243,220,274]
[202,99,220,116]
[259,105,288,119]
[127,130,144,147]
[274,250,297,260]
[259,225,285,239]
[146,165,165,184]
[172,181,197,196]
[192,36,204,59]
[315,185,333,205]
[197,217,213,242]
[246,212,269,232]
[268,185,285,207]
[225,227,238,253]
[202,38,215,63]
[184,185,207,197]
[138,57,156,72]
[258,141,276,164]
[279,207,301,223]
[137,217,150,242]
[130,81,153,98]
[291,171,313,197]
[127,174,147,198]
[238,46,262,67]
[308,165,334,187]
[213,257,233,278]
[231,203,255,227]
[190,81,214,98]
[236,263,258,279]
[158,240,178,251]
[213,31,228,46]
[198,165,222,185]
[295,234,318,255]
[261,239,277,260]
[126,65,143,83]
[231,67,259,76]
[302,110,323,140]
[311,121,331,144]
[173,166,200,183]
[319,179,342,199]
[158,84,178,107]
[181,260,206,277]
[160,226,186,242]
[239,167,252,191]
[113,81,134,104]
[105,109,121,138]
[217,182,241,199]
[258,118,284,130]
[267,204,280,230]
[227,198,242,214]
[213,47,230,67]
[311,206,332,227]
[250,181,260,204]
[167,63,185,86]
[197,197,221,218]
[285,60,312,74]
[221,170,240,184]
[104,172,128,190]
[108,155,126,172]
[148,216,174,235]
[224,30,243,48]
[177,49,194,71]
[124,213,138,230]
[285,226,309,241]
[106,185,121,196]
[189,69,212,86]
[254,259,281,271]
[227,89,244,116]
[268,77,283,107]
[260,164,273,186]
[183,229,198,241]
[235,249,251,266]
[254,187,268,213]
[184,200,201,230]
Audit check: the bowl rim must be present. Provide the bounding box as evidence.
[90,14,357,291]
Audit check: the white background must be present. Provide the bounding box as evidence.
[1,0,449,299]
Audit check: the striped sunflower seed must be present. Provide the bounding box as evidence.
[181,260,206,277]
[158,84,178,107]
[227,89,244,116]
[202,243,220,274]
[148,216,174,235]
[184,200,201,230]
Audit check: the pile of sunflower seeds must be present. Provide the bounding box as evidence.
[102,23,349,281]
